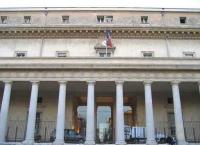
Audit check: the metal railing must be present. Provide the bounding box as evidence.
[5,120,200,143]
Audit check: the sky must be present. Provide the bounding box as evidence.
[0,0,200,8]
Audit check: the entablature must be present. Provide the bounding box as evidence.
[0,57,200,70]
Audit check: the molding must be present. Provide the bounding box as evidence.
[0,70,199,82]
[0,7,200,12]
[0,57,200,70]
[0,27,200,39]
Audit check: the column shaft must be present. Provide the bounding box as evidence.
[85,81,95,145]
[0,81,12,142]
[115,81,126,145]
[144,82,157,145]
[24,81,39,145]
[54,81,67,145]
[171,82,187,145]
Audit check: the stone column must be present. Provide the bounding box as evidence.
[85,81,95,145]
[115,81,126,145]
[23,81,39,145]
[171,81,187,145]
[144,81,157,145]
[0,81,12,143]
[53,81,67,145]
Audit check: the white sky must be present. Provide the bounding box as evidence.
[0,0,200,8]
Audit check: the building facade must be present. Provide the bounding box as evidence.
[0,7,200,145]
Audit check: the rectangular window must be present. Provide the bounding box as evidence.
[15,51,27,58]
[62,16,69,23]
[24,16,31,24]
[97,15,113,23]
[167,97,173,105]
[105,16,113,23]
[180,17,186,24]
[141,16,148,24]
[183,52,195,57]
[99,52,111,57]
[142,51,153,57]
[97,15,104,23]
[56,51,68,57]
[1,16,7,24]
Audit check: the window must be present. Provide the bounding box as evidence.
[37,97,43,104]
[97,16,104,23]
[56,51,68,57]
[180,17,186,24]
[142,51,153,57]
[1,16,7,24]
[24,16,31,24]
[15,51,27,58]
[99,52,111,57]
[141,16,148,24]
[105,16,113,23]
[62,16,69,23]
[97,15,113,23]
[167,97,173,105]
[183,52,195,57]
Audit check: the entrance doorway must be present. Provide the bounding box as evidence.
[96,106,112,144]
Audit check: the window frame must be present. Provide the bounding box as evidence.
[183,51,195,58]
[62,15,69,23]
[15,51,27,58]
[24,16,31,24]
[1,16,7,24]
[56,51,69,58]
[141,16,149,24]
[97,15,104,23]
[141,51,154,58]
[179,17,187,24]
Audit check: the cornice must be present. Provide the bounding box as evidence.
[0,57,200,71]
[0,26,200,39]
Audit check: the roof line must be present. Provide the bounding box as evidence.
[0,7,200,12]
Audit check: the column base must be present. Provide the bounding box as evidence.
[115,140,126,145]
[22,139,34,145]
[177,140,188,145]
[84,140,95,145]
[146,139,157,145]
[53,139,65,145]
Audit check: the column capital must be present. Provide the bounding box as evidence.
[58,81,67,84]
[171,80,180,85]
[87,80,96,84]
[3,80,12,84]
[143,80,153,85]
[115,80,124,85]
[30,81,40,84]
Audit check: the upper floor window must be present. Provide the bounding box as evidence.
[97,15,113,23]
[142,51,154,58]
[62,16,69,23]
[15,51,27,58]
[141,16,148,24]
[24,16,31,24]
[1,16,7,24]
[56,51,69,58]
[180,17,186,24]
[99,52,111,57]
[183,52,195,57]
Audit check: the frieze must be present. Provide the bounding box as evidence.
[0,27,200,39]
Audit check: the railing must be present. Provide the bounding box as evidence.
[184,121,200,143]
[6,120,200,143]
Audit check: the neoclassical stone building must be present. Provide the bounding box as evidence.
[0,7,200,145]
